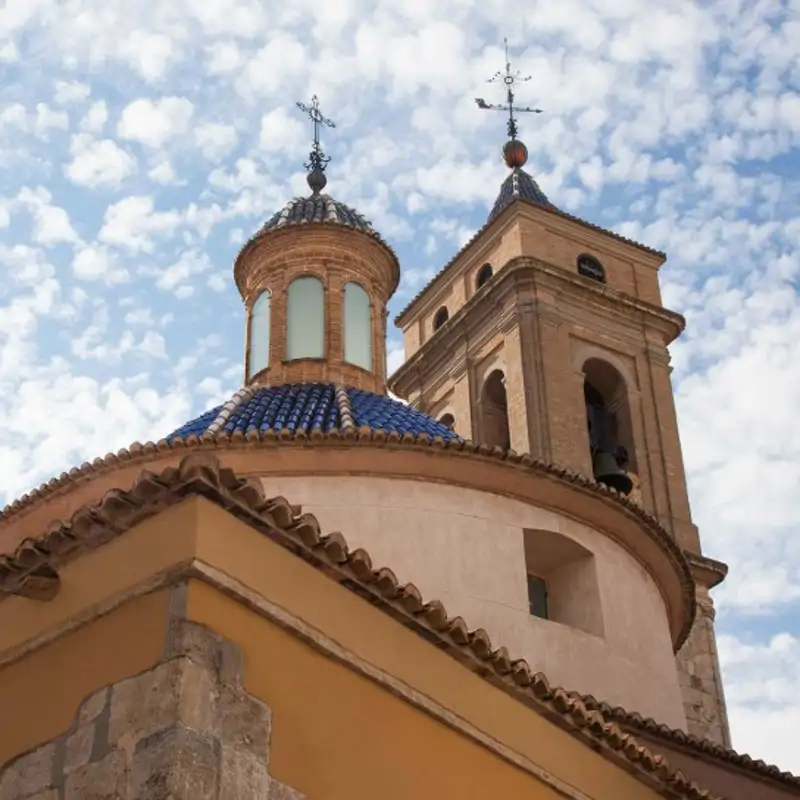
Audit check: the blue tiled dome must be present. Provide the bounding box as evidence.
[166,383,460,441]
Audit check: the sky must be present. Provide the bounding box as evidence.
[1,0,798,776]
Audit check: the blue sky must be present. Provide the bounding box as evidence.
[1,0,798,774]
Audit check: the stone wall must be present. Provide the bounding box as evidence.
[0,591,303,800]
[675,586,731,747]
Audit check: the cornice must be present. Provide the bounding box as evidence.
[389,257,684,391]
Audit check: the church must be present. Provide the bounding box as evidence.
[0,63,797,798]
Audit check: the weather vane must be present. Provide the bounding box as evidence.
[475,38,543,142]
[296,94,336,193]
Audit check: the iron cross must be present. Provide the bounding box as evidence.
[475,38,543,141]
[296,95,336,173]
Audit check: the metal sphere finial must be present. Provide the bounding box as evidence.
[503,139,528,168]
[307,167,327,194]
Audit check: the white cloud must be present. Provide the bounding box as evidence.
[195,122,238,161]
[98,195,181,252]
[33,103,69,138]
[65,134,137,188]
[117,97,194,148]
[53,81,91,105]
[80,101,109,134]
[258,107,305,155]
[72,245,129,284]
[16,186,80,246]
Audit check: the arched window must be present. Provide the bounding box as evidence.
[286,276,324,360]
[439,413,455,431]
[481,369,510,450]
[577,254,606,283]
[247,290,270,379]
[433,306,449,331]
[476,263,493,289]
[583,358,636,495]
[343,282,372,371]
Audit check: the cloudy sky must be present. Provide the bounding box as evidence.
[1,0,798,775]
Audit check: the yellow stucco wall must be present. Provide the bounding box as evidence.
[189,581,567,800]
[0,588,168,763]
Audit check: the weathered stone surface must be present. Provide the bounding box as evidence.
[64,724,95,774]
[109,658,215,749]
[1,620,304,800]
[0,743,55,800]
[64,749,127,800]
[130,726,217,800]
[77,687,109,727]
[268,781,306,800]
[216,687,271,760]
[219,746,271,800]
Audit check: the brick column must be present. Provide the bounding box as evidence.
[0,591,304,800]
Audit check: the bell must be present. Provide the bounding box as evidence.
[592,451,633,495]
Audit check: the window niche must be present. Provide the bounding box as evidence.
[476,263,493,289]
[247,290,270,380]
[286,276,324,360]
[577,254,606,283]
[523,529,604,637]
[433,306,449,331]
[343,281,372,371]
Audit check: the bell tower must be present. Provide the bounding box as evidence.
[389,43,731,746]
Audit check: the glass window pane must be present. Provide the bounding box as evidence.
[287,277,324,359]
[343,282,372,370]
[527,574,549,619]
[247,291,270,379]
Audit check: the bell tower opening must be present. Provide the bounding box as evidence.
[481,369,510,450]
[583,358,636,496]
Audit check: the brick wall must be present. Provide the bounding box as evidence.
[235,225,397,395]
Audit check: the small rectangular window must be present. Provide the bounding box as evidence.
[527,573,549,619]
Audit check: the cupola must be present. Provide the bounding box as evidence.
[233,96,400,394]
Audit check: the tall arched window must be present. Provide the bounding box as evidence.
[343,281,372,370]
[247,290,271,379]
[286,276,324,360]
[481,369,510,450]
[433,306,449,331]
[583,358,636,495]
[476,263,493,289]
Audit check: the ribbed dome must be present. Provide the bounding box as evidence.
[167,383,460,442]
[258,194,375,236]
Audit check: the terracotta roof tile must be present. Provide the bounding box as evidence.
[0,451,719,800]
[575,693,800,789]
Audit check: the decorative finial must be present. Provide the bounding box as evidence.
[296,94,336,194]
[475,38,543,168]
